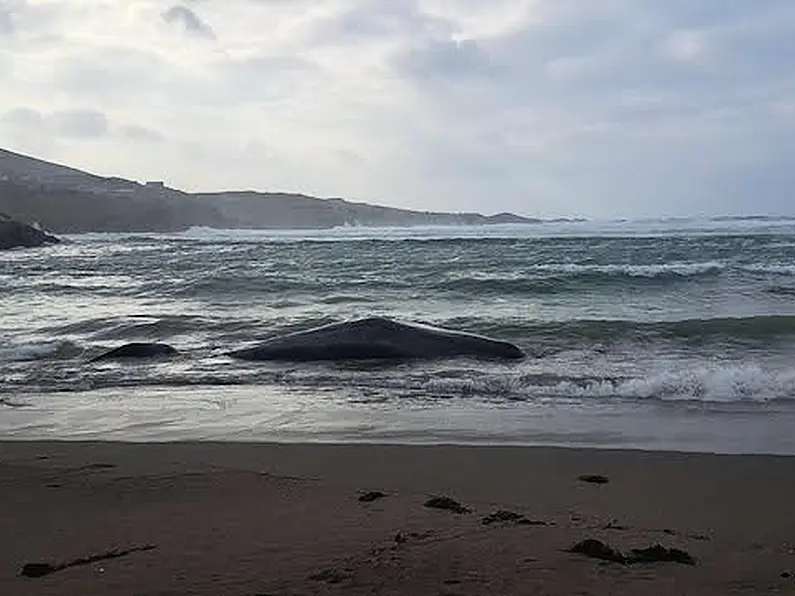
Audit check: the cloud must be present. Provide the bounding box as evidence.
[162,5,215,39]
[49,108,108,138]
[399,38,496,80]
[0,9,13,37]
[2,106,161,142]
[310,2,454,43]
[0,0,28,38]
[2,107,44,131]
[0,0,794,216]
[117,124,164,142]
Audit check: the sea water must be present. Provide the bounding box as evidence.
[3,217,795,453]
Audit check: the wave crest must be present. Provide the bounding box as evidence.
[0,340,83,362]
[424,365,795,402]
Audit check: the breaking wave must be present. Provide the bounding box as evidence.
[424,365,795,402]
[0,340,83,362]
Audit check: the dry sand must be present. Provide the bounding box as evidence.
[1,441,794,595]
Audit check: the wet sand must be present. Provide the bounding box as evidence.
[1,441,794,595]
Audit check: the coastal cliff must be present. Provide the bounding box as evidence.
[0,148,539,233]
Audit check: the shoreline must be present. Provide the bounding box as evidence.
[3,441,795,595]
[5,385,795,456]
[6,437,795,456]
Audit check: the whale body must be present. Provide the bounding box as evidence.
[228,317,524,362]
[90,342,177,363]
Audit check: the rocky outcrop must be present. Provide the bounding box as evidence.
[0,213,60,250]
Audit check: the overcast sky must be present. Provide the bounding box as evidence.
[1,1,794,217]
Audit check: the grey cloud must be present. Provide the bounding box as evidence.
[217,54,320,103]
[50,108,108,138]
[117,124,164,142]
[393,1,793,108]
[3,0,795,217]
[162,5,215,39]
[0,12,12,37]
[1,107,45,130]
[315,3,454,42]
[3,107,161,144]
[383,1,795,216]
[0,1,18,37]
[398,39,496,80]
[55,61,139,96]
[50,42,319,109]
[52,47,185,100]
[0,106,54,160]
[636,0,790,30]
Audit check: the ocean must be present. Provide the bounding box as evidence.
[3,217,795,454]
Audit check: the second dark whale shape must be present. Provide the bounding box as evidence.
[228,317,524,362]
[90,343,178,363]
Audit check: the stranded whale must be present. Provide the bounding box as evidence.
[228,317,524,362]
[90,342,178,363]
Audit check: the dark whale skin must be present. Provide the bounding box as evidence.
[90,343,177,363]
[229,317,524,362]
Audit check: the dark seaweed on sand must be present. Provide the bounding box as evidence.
[424,496,471,514]
[20,545,157,578]
[578,474,610,484]
[568,539,696,566]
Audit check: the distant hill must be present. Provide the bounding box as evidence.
[0,147,541,233]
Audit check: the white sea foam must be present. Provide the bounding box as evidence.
[555,365,795,401]
[0,341,82,362]
[424,364,795,402]
[532,262,724,278]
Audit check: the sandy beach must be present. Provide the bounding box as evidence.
[1,441,794,595]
